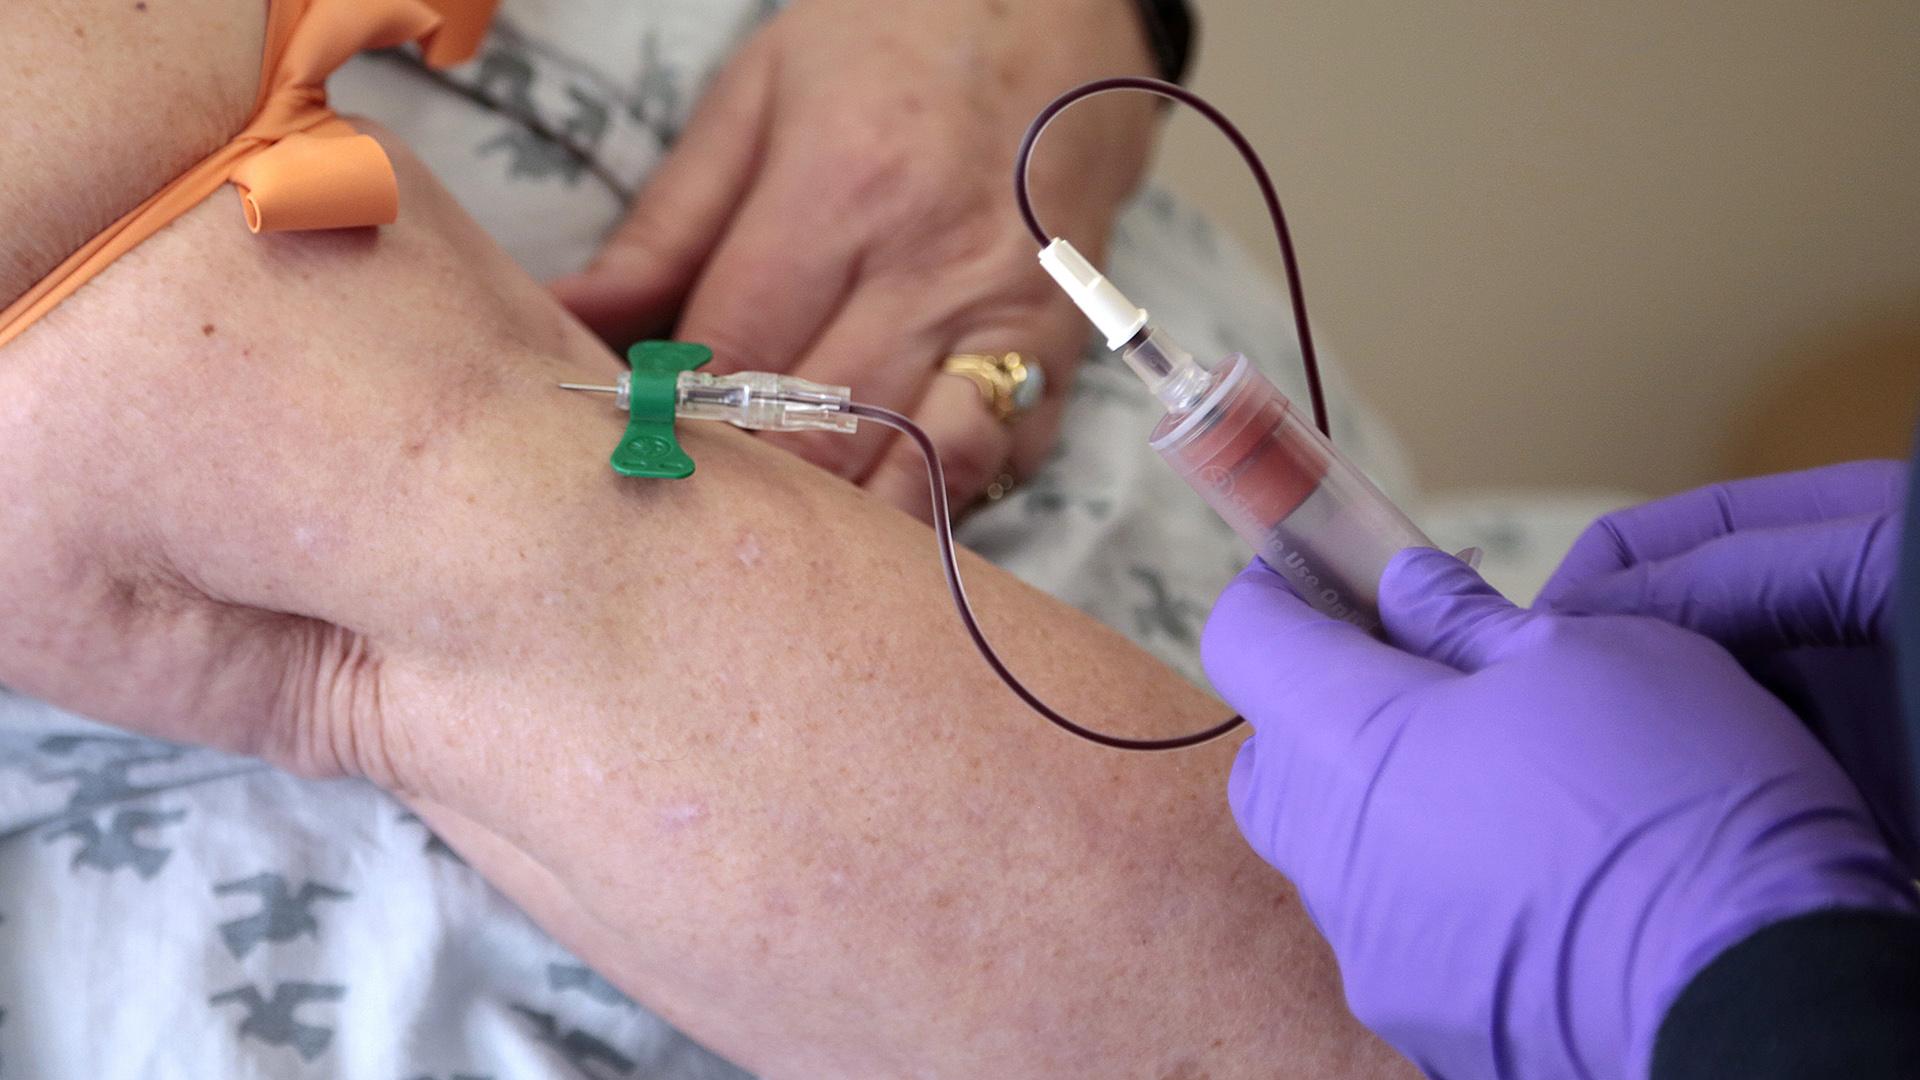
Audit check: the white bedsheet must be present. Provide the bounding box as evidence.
[0,2,1629,1074]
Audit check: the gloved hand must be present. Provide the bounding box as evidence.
[1204,548,1917,1080]
[1536,461,1916,868]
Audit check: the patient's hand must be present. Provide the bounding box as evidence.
[550,0,1163,518]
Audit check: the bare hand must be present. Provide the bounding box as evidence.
[551,0,1163,518]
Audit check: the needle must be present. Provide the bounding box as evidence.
[558,383,621,395]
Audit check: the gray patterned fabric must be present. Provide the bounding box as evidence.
[0,0,1632,1074]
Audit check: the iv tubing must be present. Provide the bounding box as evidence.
[852,402,1247,751]
[584,81,1346,751]
[866,76,1347,751]
[1013,75,1332,437]
[957,74,1344,749]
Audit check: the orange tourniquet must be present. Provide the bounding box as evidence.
[0,0,498,349]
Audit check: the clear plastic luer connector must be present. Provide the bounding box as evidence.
[596,370,857,434]
[1120,326,1215,413]
[676,371,857,433]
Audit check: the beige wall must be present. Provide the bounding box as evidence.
[1158,0,1920,495]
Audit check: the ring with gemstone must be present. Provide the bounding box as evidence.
[940,352,1046,423]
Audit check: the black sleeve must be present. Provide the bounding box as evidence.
[1127,0,1197,85]
[1653,909,1920,1079]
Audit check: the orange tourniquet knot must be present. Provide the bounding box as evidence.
[0,0,498,349]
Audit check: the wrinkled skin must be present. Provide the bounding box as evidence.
[0,3,1415,1076]
[553,0,1164,516]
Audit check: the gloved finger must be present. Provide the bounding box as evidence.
[1545,512,1899,652]
[548,47,774,345]
[1379,546,1536,672]
[863,370,1017,521]
[1224,733,1329,921]
[1202,561,1443,737]
[1538,460,1907,605]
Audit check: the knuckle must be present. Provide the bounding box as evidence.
[825,122,986,233]
[1567,515,1632,568]
[1576,513,1626,550]
[922,257,1076,344]
[915,189,1017,263]
[1526,608,1680,664]
[827,124,921,209]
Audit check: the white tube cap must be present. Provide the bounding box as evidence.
[1038,238,1148,351]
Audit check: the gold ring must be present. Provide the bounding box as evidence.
[940,352,1046,423]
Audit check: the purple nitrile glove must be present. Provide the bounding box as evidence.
[1536,460,1916,870]
[1204,548,1917,1080]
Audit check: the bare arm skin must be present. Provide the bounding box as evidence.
[0,0,261,300]
[0,4,1410,1076]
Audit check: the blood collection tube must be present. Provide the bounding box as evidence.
[1041,240,1431,632]
[1151,351,1427,631]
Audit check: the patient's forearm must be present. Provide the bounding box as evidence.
[389,405,1385,1078]
[340,276,1390,1075]
[0,12,1407,1074]
[4,180,1402,1078]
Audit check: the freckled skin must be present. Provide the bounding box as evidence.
[0,5,1414,1079]
[0,0,258,301]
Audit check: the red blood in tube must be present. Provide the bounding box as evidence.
[1161,364,1329,532]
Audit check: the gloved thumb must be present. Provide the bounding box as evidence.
[1380,547,1533,672]
[1203,562,1439,733]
